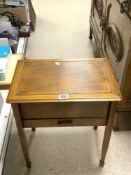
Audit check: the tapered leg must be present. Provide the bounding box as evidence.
[12,104,31,168]
[100,102,117,166]
[89,27,93,39]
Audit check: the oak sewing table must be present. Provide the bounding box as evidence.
[7,58,122,168]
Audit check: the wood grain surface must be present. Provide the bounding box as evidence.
[7,58,122,103]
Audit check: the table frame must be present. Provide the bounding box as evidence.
[7,58,121,168]
[12,101,117,168]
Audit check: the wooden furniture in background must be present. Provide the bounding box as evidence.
[89,0,131,130]
[7,58,121,168]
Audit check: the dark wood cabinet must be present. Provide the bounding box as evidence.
[90,0,131,130]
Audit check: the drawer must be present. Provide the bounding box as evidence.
[22,117,107,128]
[20,102,109,120]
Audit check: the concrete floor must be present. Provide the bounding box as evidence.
[3,0,131,174]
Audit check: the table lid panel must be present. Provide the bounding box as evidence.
[7,58,122,103]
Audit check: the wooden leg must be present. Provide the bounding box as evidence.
[100,102,117,166]
[12,104,31,168]
[32,128,36,132]
[89,27,93,39]
[94,126,98,130]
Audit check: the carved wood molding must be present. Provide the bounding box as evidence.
[117,0,131,20]
[105,24,123,62]
[94,0,103,18]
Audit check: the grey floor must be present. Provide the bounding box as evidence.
[3,0,131,174]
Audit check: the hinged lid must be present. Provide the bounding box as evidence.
[7,58,122,103]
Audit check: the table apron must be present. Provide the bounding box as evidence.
[19,102,109,119]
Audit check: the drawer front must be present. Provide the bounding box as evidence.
[20,102,108,119]
[22,117,107,128]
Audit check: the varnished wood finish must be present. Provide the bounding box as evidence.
[7,58,121,167]
[7,58,121,103]
[20,102,108,119]
[22,118,107,128]
[12,104,31,168]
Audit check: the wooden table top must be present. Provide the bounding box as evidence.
[7,58,122,103]
[0,54,24,90]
